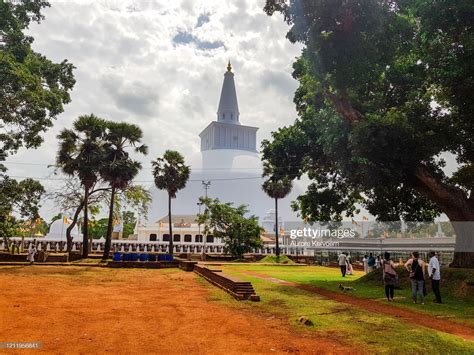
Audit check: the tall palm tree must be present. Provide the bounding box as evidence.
[56,114,107,258]
[262,163,293,258]
[152,150,190,256]
[100,121,147,261]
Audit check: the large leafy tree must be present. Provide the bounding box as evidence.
[0,0,75,163]
[1,0,74,246]
[197,198,263,259]
[56,114,107,258]
[264,0,474,267]
[100,122,147,261]
[152,150,190,256]
[0,177,44,250]
[262,162,292,257]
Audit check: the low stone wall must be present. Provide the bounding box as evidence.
[0,252,69,263]
[194,265,260,301]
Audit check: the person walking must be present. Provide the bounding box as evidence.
[375,255,381,269]
[428,251,442,304]
[368,253,375,272]
[338,252,347,277]
[346,253,353,275]
[405,251,426,304]
[382,252,399,301]
[27,242,37,264]
[362,254,368,274]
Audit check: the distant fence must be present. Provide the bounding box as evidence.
[3,237,456,263]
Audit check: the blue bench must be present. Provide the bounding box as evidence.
[113,252,122,261]
[158,254,173,261]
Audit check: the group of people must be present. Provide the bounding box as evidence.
[337,250,443,304]
[362,253,381,273]
[382,251,442,304]
[339,252,381,276]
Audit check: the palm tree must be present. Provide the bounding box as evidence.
[56,114,107,258]
[152,150,190,256]
[100,122,147,261]
[262,163,292,258]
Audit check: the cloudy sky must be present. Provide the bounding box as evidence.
[5,0,304,219]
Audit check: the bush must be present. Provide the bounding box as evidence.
[258,255,296,264]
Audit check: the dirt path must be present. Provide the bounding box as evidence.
[0,266,351,354]
[242,270,474,342]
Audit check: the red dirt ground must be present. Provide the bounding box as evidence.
[242,270,474,341]
[0,266,351,354]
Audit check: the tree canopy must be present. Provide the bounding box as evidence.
[197,198,263,259]
[152,150,190,199]
[263,0,474,266]
[0,0,75,162]
[0,177,44,240]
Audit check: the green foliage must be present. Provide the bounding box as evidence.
[122,210,136,226]
[197,198,263,259]
[263,0,474,224]
[261,162,293,200]
[122,223,134,239]
[100,121,147,190]
[152,150,190,198]
[88,218,108,239]
[0,0,75,161]
[258,255,295,264]
[0,177,44,240]
[56,114,108,189]
[119,185,151,219]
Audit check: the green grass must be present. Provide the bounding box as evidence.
[219,264,474,326]
[201,265,474,353]
[220,264,474,328]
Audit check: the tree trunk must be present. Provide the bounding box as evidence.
[450,222,474,268]
[168,194,173,255]
[275,197,280,257]
[412,166,474,268]
[66,200,85,253]
[102,186,116,261]
[82,186,89,258]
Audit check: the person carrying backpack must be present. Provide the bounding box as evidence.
[382,252,399,302]
[405,251,426,304]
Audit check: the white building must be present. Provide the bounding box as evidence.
[140,62,304,243]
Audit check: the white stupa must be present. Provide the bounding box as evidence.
[44,216,81,241]
[147,62,304,224]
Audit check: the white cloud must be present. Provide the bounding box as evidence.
[5,0,303,220]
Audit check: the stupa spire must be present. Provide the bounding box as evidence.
[217,61,240,124]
